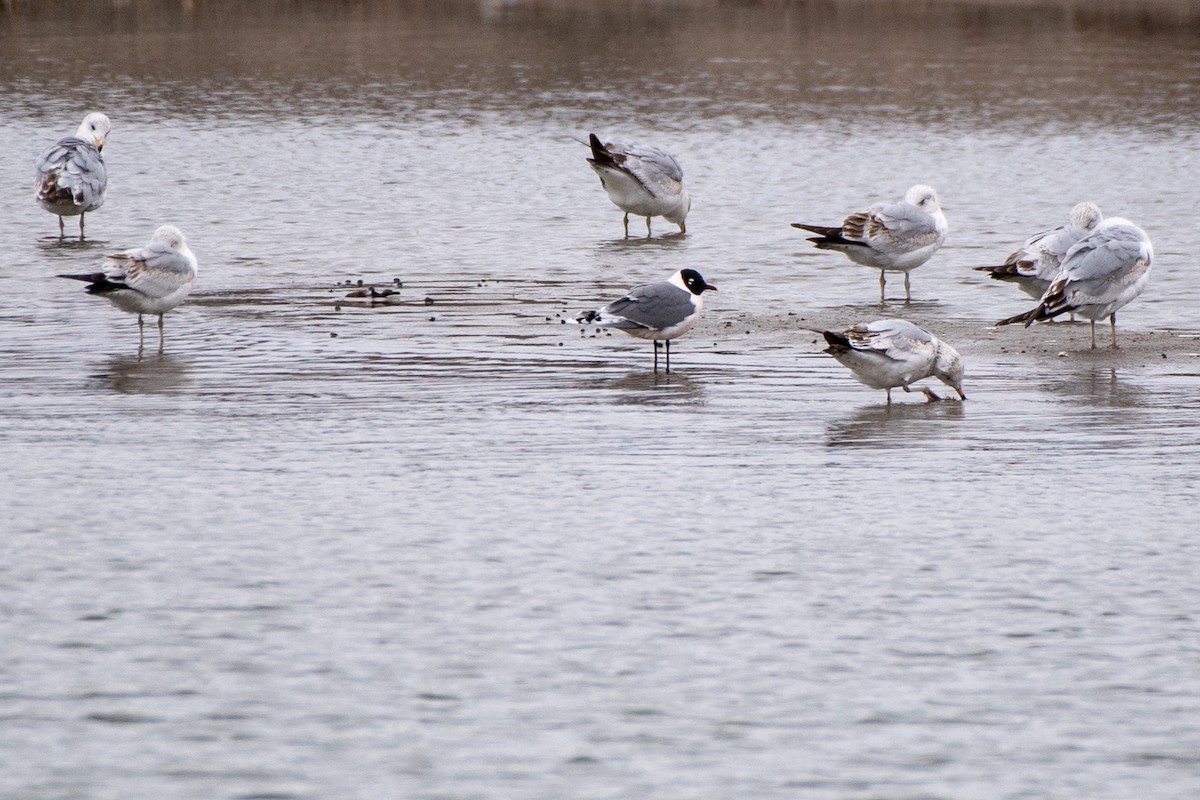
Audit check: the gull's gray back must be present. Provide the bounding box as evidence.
[36,136,108,212]
[603,281,694,329]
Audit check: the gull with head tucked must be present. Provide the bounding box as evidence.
[35,112,112,238]
[995,217,1152,350]
[819,318,965,405]
[58,225,198,352]
[586,133,691,236]
[577,268,716,372]
[975,201,1104,302]
[792,185,948,302]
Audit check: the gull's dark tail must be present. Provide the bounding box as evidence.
[996,278,1072,327]
[57,272,123,294]
[821,329,852,353]
[791,223,842,239]
[587,133,620,169]
[974,262,1033,283]
[790,222,868,250]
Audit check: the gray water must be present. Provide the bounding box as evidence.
[2,2,1200,798]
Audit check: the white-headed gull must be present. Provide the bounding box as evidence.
[793,185,948,302]
[577,268,716,372]
[819,318,965,404]
[586,133,691,236]
[996,217,1152,350]
[35,112,111,238]
[975,201,1103,301]
[58,225,198,351]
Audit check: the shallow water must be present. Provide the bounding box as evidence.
[2,2,1200,798]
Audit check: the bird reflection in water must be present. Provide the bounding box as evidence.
[608,369,705,407]
[95,353,191,395]
[825,399,965,449]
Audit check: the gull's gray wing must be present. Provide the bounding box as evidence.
[843,201,941,252]
[619,144,686,200]
[106,243,195,300]
[35,136,108,210]
[1059,224,1152,285]
[602,281,694,330]
[848,319,937,361]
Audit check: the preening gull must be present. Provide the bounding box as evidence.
[819,318,965,404]
[974,202,1103,301]
[58,225,198,351]
[995,217,1152,350]
[586,133,691,236]
[577,268,716,372]
[35,112,111,238]
[792,185,948,302]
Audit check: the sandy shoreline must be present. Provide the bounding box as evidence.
[715,308,1200,366]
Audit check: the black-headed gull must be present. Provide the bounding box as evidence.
[586,133,691,236]
[996,217,1152,350]
[793,185,948,302]
[577,268,716,372]
[35,112,111,238]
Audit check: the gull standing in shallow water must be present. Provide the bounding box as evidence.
[58,225,198,352]
[974,201,1104,301]
[35,112,111,238]
[995,217,1152,350]
[586,133,691,236]
[819,319,965,404]
[792,184,948,302]
[577,268,716,372]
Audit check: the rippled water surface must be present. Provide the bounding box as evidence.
[2,2,1200,798]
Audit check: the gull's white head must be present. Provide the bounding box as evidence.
[1069,201,1103,232]
[933,339,966,400]
[75,112,112,150]
[905,184,942,213]
[151,224,187,250]
[665,187,692,226]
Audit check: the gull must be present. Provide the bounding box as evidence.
[586,133,691,236]
[792,184,948,302]
[577,268,716,372]
[974,201,1103,301]
[996,217,1152,350]
[35,112,111,238]
[58,225,198,351]
[818,318,965,404]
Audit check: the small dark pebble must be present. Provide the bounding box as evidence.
[558,342,563,347]
[787,312,796,316]
[424,297,435,305]
[560,319,566,324]
[330,332,338,338]
[428,316,436,322]
[356,279,363,285]
[1162,353,1168,359]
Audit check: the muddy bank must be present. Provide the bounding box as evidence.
[705,307,1200,366]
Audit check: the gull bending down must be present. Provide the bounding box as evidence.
[819,318,965,404]
[35,112,111,238]
[792,185,947,302]
[58,225,198,351]
[995,217,1152,350]
[586,133,691,236]
[577,268,716,372]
